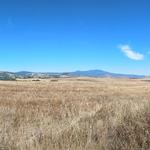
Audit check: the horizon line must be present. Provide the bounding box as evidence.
[0,69,148,76]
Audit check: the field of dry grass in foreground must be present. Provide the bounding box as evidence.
[0,77,150,150]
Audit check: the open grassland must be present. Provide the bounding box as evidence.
[0,78,150,150]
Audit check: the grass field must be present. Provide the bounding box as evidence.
[0,78,150,150]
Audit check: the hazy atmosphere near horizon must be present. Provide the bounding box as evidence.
[0,0,150,75]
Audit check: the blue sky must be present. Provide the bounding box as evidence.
[0,0,150,75]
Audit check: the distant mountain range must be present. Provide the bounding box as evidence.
[69,70,145,78]
[0,70,146,80]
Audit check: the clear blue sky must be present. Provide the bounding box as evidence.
[0,0,150,75]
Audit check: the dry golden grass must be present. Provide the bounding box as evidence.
[0,78,150,150]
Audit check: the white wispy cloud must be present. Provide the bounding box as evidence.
[119,44,144,61]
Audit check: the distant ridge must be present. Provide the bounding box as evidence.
[0,70,146,80]
[69,70,145,78]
